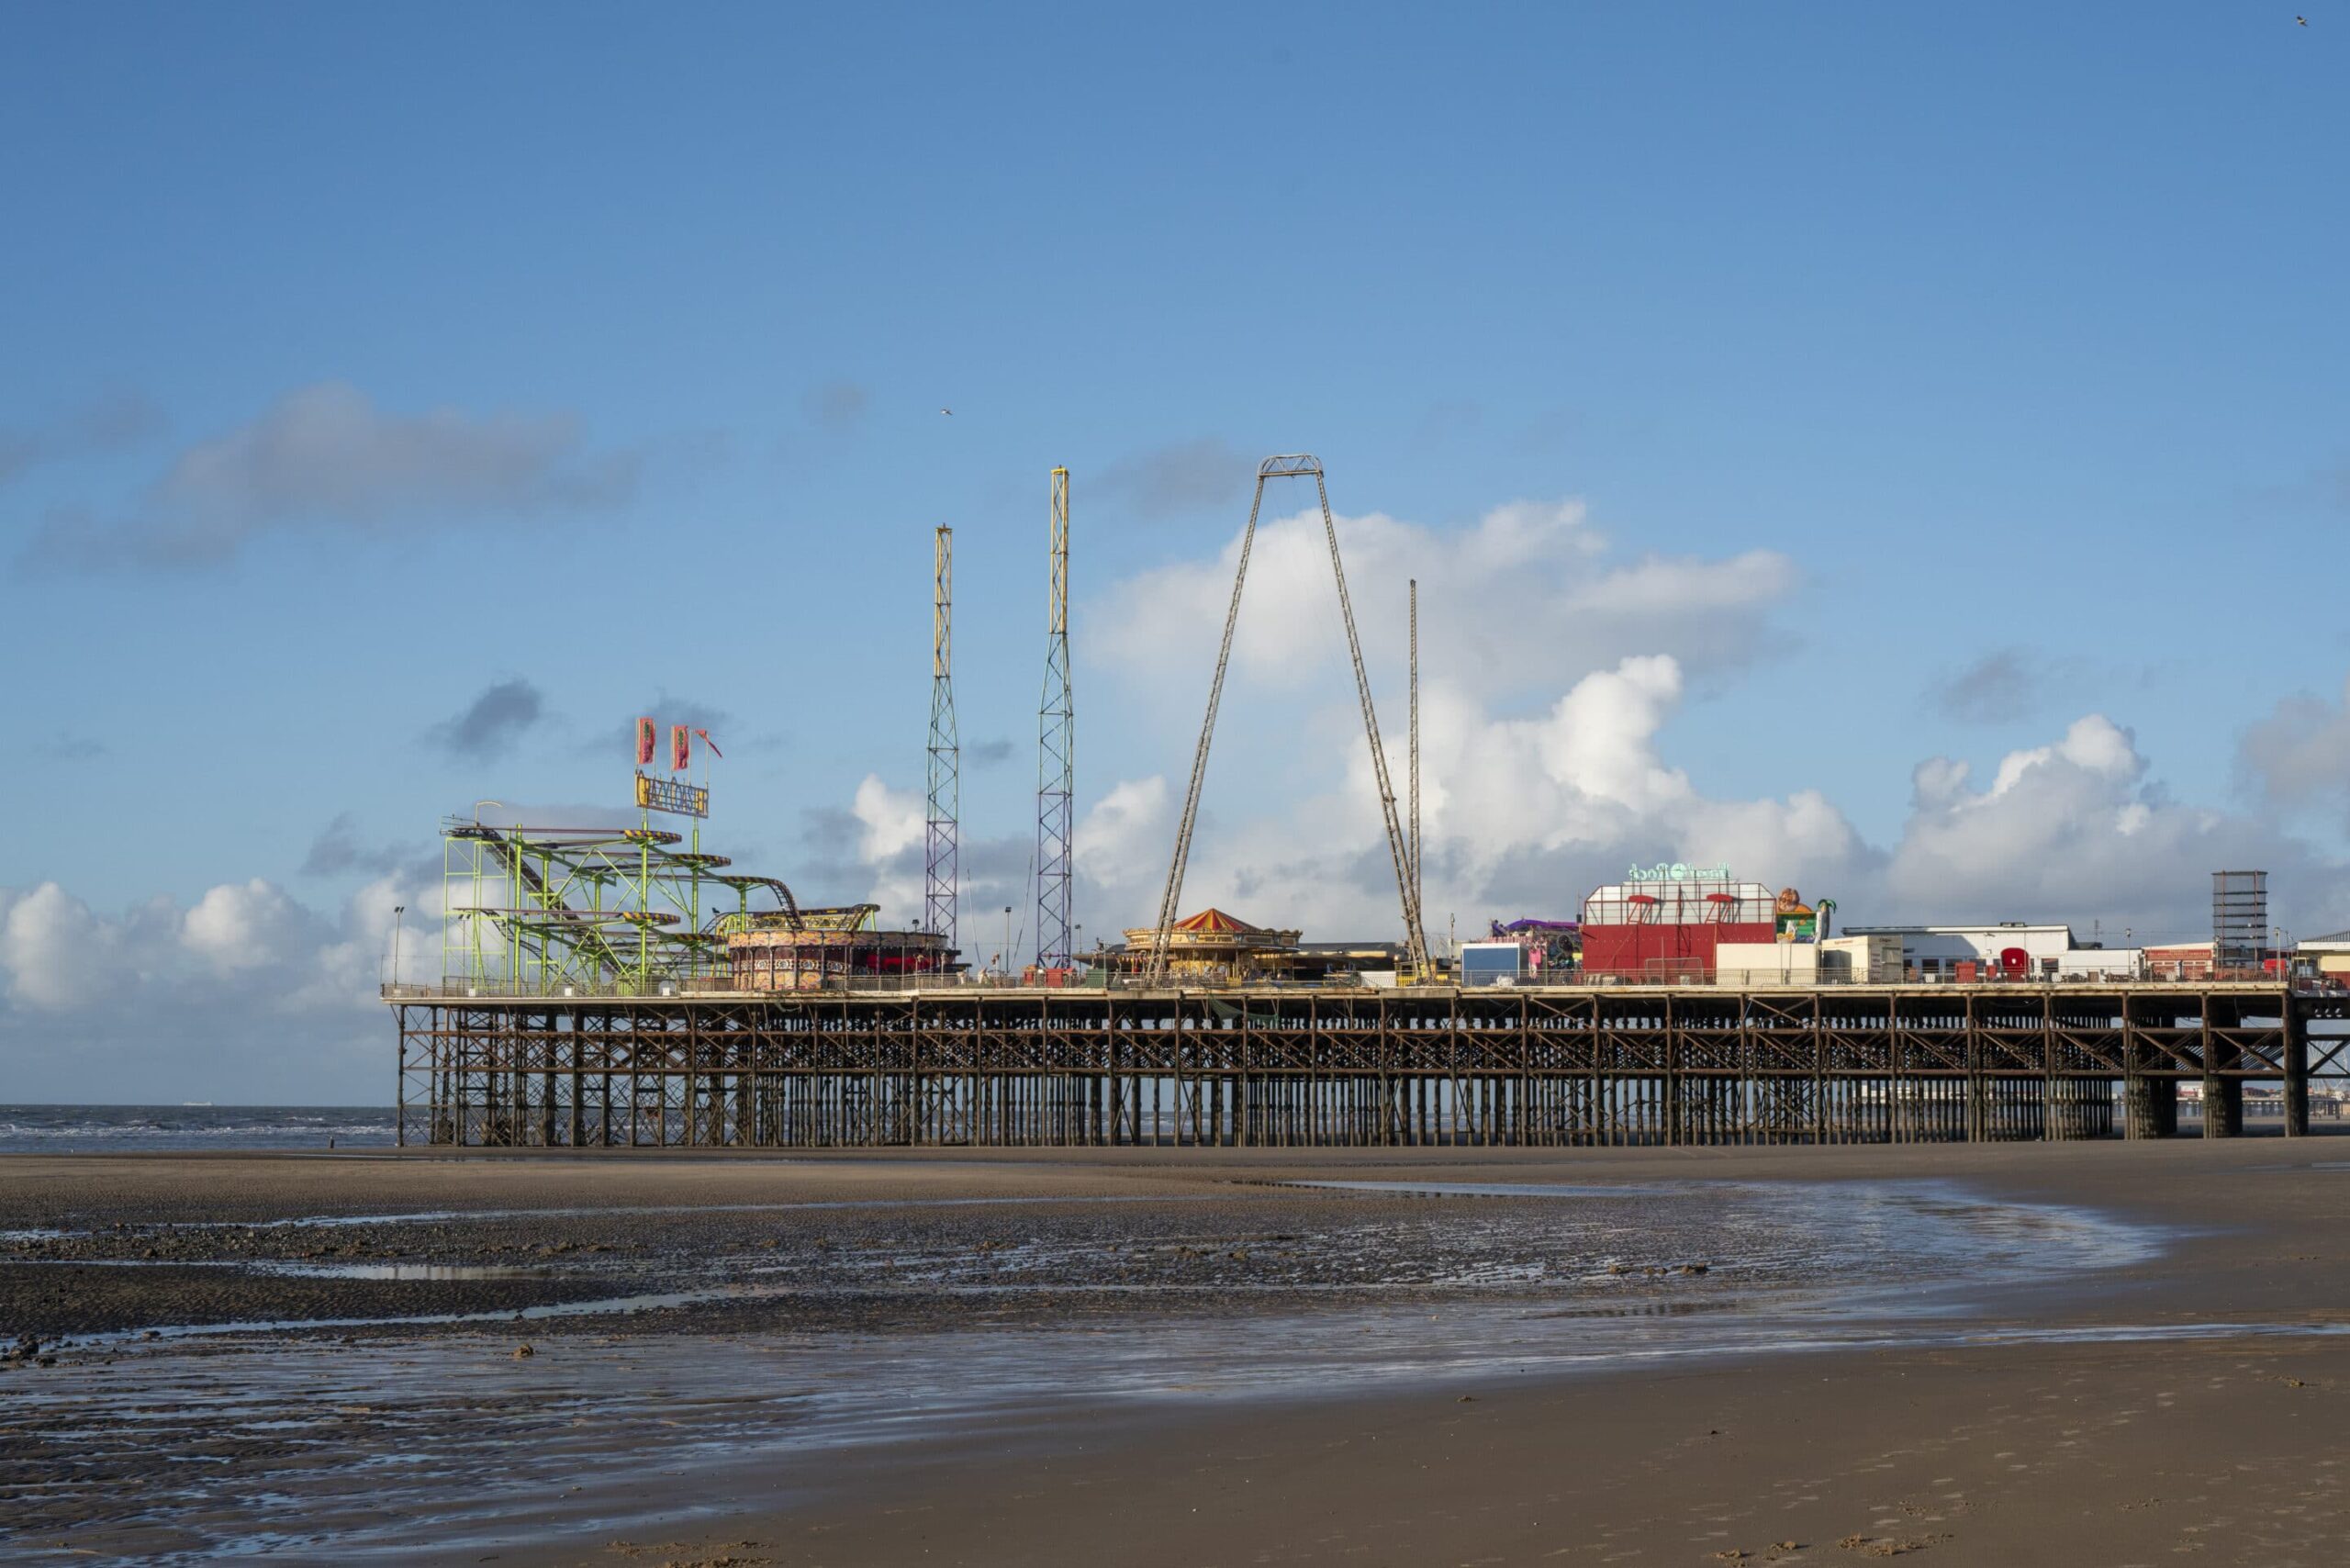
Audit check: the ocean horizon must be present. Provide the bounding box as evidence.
[0,1105,397,1154]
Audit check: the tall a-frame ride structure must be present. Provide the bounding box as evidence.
[1145,454,1428,983]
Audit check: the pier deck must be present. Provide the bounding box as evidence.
[387,983,2347,1148]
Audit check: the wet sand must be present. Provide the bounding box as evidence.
[5,1137,2347,1565]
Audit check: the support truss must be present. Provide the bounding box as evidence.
[1036,467,1074,969]
[925,525,959,946]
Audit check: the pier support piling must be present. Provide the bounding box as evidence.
[391,984,2317,1150]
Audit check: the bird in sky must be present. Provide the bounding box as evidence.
[940,408,954,416]
[2298,14,2309,23]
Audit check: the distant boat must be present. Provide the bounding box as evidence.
[182,1101,213,1107]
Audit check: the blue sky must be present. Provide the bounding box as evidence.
[3,5,2347,1099]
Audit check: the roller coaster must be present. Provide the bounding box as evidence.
[439,818,878,997]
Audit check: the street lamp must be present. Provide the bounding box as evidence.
[1003,905,1013,982]
[1075,924,1085,973]
[389,904,406,987]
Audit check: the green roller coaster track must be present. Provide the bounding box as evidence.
[438,815,872,997]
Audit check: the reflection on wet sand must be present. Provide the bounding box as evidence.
[0,1177,2184,1562]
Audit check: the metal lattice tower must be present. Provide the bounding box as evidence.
[1147,454,1429,982]
[1035,467,1074,970]
[924,526,959,946]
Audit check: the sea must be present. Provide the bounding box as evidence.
[0,1104,397,1154]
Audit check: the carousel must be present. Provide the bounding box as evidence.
[1113,907,1302,983]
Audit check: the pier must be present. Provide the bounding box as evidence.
[388,981,2347,1148]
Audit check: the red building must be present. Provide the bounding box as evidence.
[1578,877,1778,981]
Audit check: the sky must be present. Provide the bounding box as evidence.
[3,4,2348,1102]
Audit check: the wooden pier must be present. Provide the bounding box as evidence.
[389,983,2346,1148]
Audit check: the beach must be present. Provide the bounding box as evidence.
[4,1137,2346,1565]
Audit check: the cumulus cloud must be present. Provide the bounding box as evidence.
[430,678,546,759]
[2239,676,2350,823]
[851,774,926,866]
[1094,436,1254,519]
[1089,497,1795,705]
[1060,653,1877,942]
[834,775,1026,934]
[1053,497,2344,947]
[0,870,430,1100]
[1074,778,1168,889]
[1041,684,2341,951]
[811,776,1048,947]
[826,777,929,927]
[21,382,637,568]
[0,883,118,1009]
[1879,716,2329,935]
[0,391,164,488]
[1069,495,1814,936]
[182,879,313,973]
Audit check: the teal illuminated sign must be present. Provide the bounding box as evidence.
[1626,862,1731,883]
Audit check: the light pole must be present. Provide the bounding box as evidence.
[1075,924,1085,973]
[1003,905,1013,982]
[390,904,405,987]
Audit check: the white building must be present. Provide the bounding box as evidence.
[1712,935,1905,987]
[2300,930,2350,980]
[1713,942,1818,986]
[1841,923,2079,980]
[2055,947,2142,980]
[1822,933,1905,982]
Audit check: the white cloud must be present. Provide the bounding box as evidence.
[0,869,440,1100]
[1076,778,1168,878]
[851,774,925,862]
[1060,682,2341,947]
[0,883,116,1010]
[182,879,310,973]
[844,775,933,924]
[1080,653,1875,939]
[1088,497,1796,706]
[1877,715,2322,934]
[2240,676,2350,824]
[1059,493,2347,946]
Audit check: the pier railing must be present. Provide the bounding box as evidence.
[382,970,2336,1001]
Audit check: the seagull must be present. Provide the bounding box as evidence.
[2299,14,2309,22]
[940,408,953,416]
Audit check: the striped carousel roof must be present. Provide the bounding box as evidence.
[1171,908,1259,935]
[1160,907,1259,931]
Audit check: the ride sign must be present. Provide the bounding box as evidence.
[1625,862,1732,883]
[634,771,710,819]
